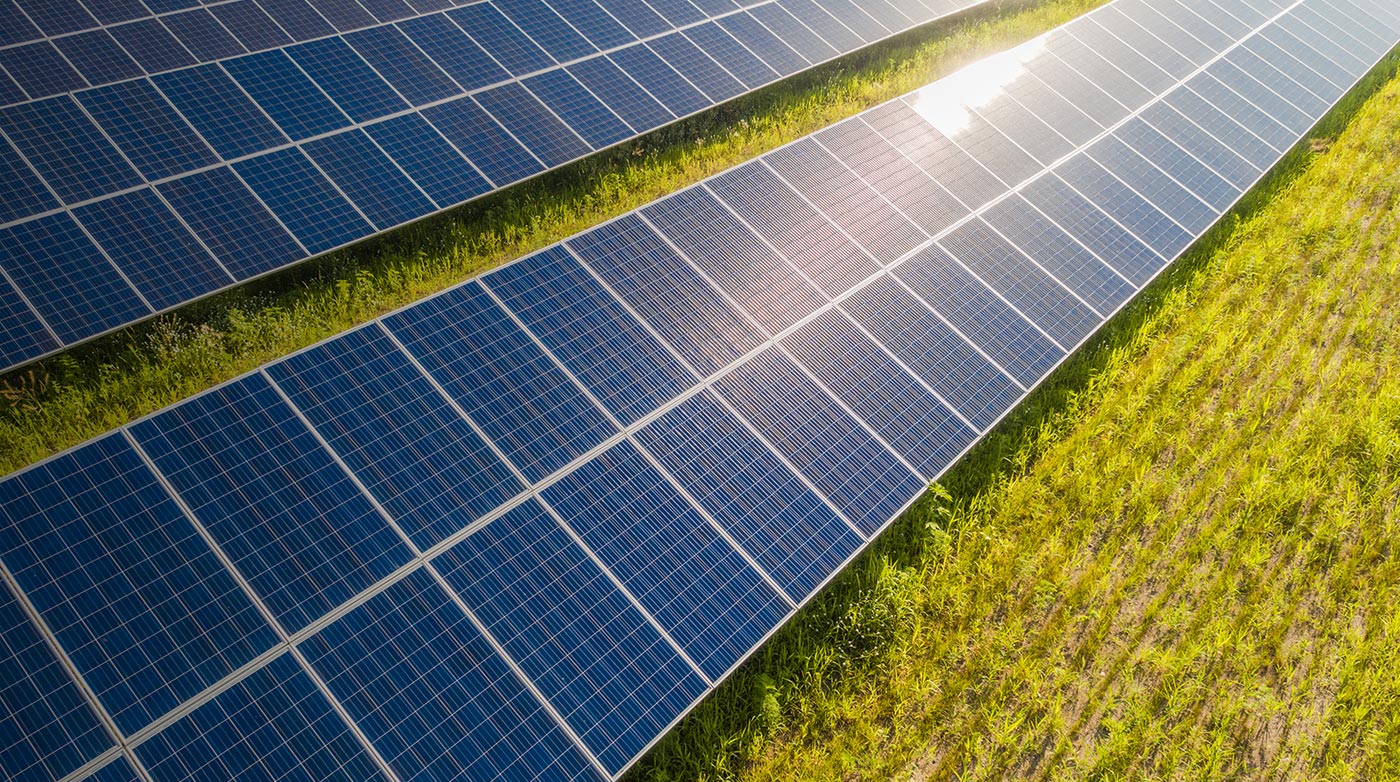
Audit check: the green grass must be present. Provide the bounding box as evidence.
[0,0,1106,474]
[625,49,1400,782]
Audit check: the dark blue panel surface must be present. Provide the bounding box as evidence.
[1018,172,1163,288]
[813,0,883,41]
[1116,116,1239,213]
[894,244,1063,386]
[0,276,57,367]
[938,219,1099,349]
[714,348,924,536]
[269,325,524,551]
[385,281,617,483]
[446,3,555,76]
[359,0,416,23]
[543,441,789,680]
[234,147,374,255]
[262,0,338,38]
[109,19,196,72]
[399,13,509,90]
[0,68,21,107]
[304,129,435,230]
[643,186,826,334]
[348,25,461,106]
[684,22,778,90]
[816,116,968,236]
[158,166,305,279]
[0,433,278,735]
[543,0,635,50]
[75,188,231,310]
[1086,135,1217,235]
[766,138,926,267]
[212,0,294,51]
[568,214,764,376]
[523,68,631,148]
[784,310,977,479]
[225,49,352,140]
[0,136,57,223]
[0,96,141,204]
[1053,154,1194,263]
[842,275,1017,432]
[718,11,807,76]
[487,245,694,424]
[153,64,288,159]
[17,0,95,35]
[984,195,1134,316]
[131,373,413,634]
[165,9,246,61]
[593,0,669,37]
[0,0,41,43]
[635,390,862,601]
[288,37,407,123]
[0,583,112,782]
[364,112,490,207]
[494,0,597,62]
[0,213,148,343]
[435,499,707,776]
[302,569,603,782]
[135,654,390,782]
[567,55,672,133]
[88,757,142,782]
[54,31,143,87]
[476,83,591,167]
[778,0,862,53]
[648,32,743,102]
[609,43,709,118]
[748,3,835,64]
[79,80,218,180]
[863,100,1005,210]
[423,97,544,186]
[709,161,880,298]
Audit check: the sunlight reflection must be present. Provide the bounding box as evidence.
[907,37,1048,137]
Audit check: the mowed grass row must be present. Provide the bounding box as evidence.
[625,51,1400,782]
[0,0,1107,474]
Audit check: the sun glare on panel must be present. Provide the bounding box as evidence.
[908,38,1048,136]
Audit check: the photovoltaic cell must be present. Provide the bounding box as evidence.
[363,112,490,207]
[523,69,632,148]
[225,50,353,141]
[384,281,617,484]
[718,12,808,76]
[301,568,604,782]
[1114,116,1239,212]
[0,277,58,368]
[212,1,295,52]
[1018,172,1163,288]
[714,348,924,536]
[863,100,1006,210]
[683,22,778,90]
[134,653,390,782]
[634,390,862,601]
[1086,134,1217,235]
[152,64,289,159]
[0,136,57,224]
[0,433,278,735]
[567,55,673,133]
[130,372,414,634]
[1054,153,1194,262]
[494,0,598,63]
[435,499,707,776]
[54,31,144,87]
[0,96,142,204]
[422,97,544,187]
[445,3,555,77]
[486,245,695,425]
[82,77,220,181]
[541,0,636,51]
[1138,100,1262,189]
[303,129,435,231]
[234,147,374,255]
[542,440,789,681]
[647,32,744,103]
[287,37,407,124]
[157,166,306,279]
[347,24,462,106]
[109,20,196,73]
[268,325,524,551]
[164,9,247,61]
[475,82,592,167]
[608,43,709,118]
[398,13,509,90]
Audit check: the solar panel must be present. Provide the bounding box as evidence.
[0,0,995,372]
[2,1,1396,780]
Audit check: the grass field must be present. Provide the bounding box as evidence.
[627,47,1400,782]
[0,0,1107,475]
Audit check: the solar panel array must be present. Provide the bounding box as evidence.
[3,0,1397,780]
[0,0,991,373]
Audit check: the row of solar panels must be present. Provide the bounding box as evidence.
[4,0,1398,781]
[0,0,983,373]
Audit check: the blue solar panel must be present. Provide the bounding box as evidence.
[110,19,196,73]
[1138,100,1262,190]
[135,653,390,782]
[1184,72,1294,151]
[648,32,744,103]
[475,82,592,167]
[73,188,233,310]
[938,219,1100,349]
[434,499,707,776]
[0,0,40,43]
[543,441,789,680]
[421,97,544,187]
[288,37,408,124]
[0,96,141,204]
[301,568,604,782]
[643,186,826,334]
[542,0,636,50]
[1067,17,1175,93]
[130,373,414,634]
[225,50,353,141]
[347,25,461,106]
[384,281,617,483]
[0,276,58,368]
[634,390,862,600]
[0,136,57,224]
[212,0,294,51]
[486,245,695,425]
[1054,153,1194,263]
[1017,172,1163,288]
[814,0,884,41]
[714,348,924,536]
[0,213,149,343]
[303,129,435,230]
[234,147,375,255]
[363,112,491,207]
[783,309,977,479]
[1114,117,1239,213]
[748,3,835,64]
[1044,29,1152,113]
[152,64,289,159]
[718,12,807,76]
[80,0,146,25]
[0,582,112,782]
[164,9,247,61]
[608,43,709,118]
[523,69,633,148]
[683,22,778,90]
[593,0,669,38]
[567,214,765,377]
[261,0,337,38]
[398,13,509,90]
[54,31,144,87]
[445,3,555,77]
[89,756,143,782]
[567,55,673,133]
[641,0,704,26]
[0,41,90,101]
[0,433,278,735]
[494,0,598,62]
[1085,134,1217,235]
[862,99,1006,210]
[157,166,306,279]
[778,0,861,53]
[267,325,524,551]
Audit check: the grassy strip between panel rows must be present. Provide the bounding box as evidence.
[625,46,1400,782]
[0,0,1106,475]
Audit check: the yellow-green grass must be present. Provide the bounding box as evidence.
[0,0,1106,474]
[626,50,1400,782]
